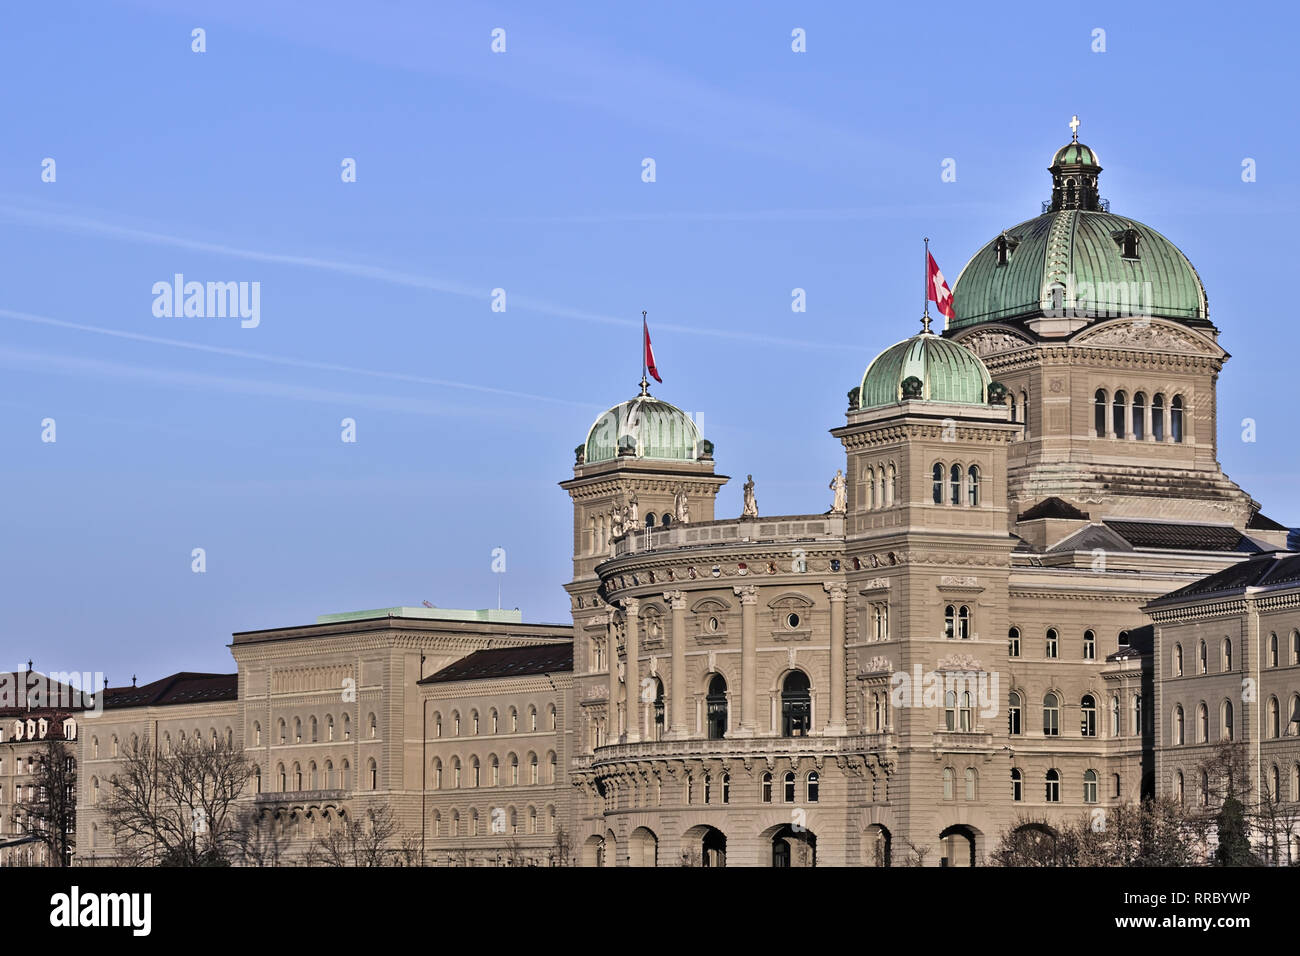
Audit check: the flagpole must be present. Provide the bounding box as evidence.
[922,237,932,333]
[640,310,650,396]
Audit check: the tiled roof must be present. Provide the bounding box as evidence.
[1017,497,1090,521]
[1103,520,1261,553]
[1151,552,1300,605]
[420,643,573,684]
[103,672,238,710]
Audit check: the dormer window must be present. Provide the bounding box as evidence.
[995,236,1008,266]
[1114,228,1140,260]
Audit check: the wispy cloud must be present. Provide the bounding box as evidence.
[0,307,599,410]
[0,201,842,353]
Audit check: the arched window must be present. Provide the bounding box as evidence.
[1111,696,1120,737]
[510,754,519,786]
[1222,638,1233,671]
[1199,640,1208,674]
[1010,391,1018,424]
[309,761,318,790]
[661,513,672,527]
[932,463,944,504]
[1175,771,1185,806]
[706,674,728,739]
[1083,629,1096,660]
[294,718,301,743]
[964,767,976,800]
[783,771,796,803]
[1222,699,1234,741]
[490,709,499,734]
[529,753,539,785]
[367,758,378,790]
[1172,704,1185,746]
[1112,390,1127,437]
[1043,693,1060,736]
[529,706,538,731]
[1198,703,1209,743]
[368,713,377,737]
[949,464,961,505]
[1171,396,1184,442]
[1200,770,1210,806]
[1133,694,1143,735]
[1021,390,1030,437]
[943,766,954,800]
[1174,643,1183,677]
[1046,627,1058,659]
[277,764,286,792]
[1080,695,1097,737]
[470,711,478,735]
[944,690,957,731]
[510,707,518,732]
[327,715,335,741]
[781,671,811,737]
[343,713,351,740]
[886,464,897,505]
[548,752,557,783]
[1083,769,1098,804]
[761,771,773,803]
[967,465,980,506]
[807,771,819,803]
[1271,765,1282,804]
[1292,631,1300,665]
[1045,769,1060,803]
[1269,697,1280,739]
[875,468,885,510]
[293,763,303,790]
[277,720,286,745]
[1011,767,1023,802]
[1270,633,1279,668]
[1292,695,1300,737]
[645,512,656,528]
[489,755,499,787]
[1008,627,1021,657]
[1151,393,1165,441]
[471,756,481,787]
[1132,392,1145,440]
[1008,692,1022,735]
[548,704,557,730]
[944,605,956,640]
[958,604,970,640]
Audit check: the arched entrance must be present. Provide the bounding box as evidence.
[1004,822,1060,865]
[682,824,727,867]
[769,824,816,867]
[582,834,605,868]
[939,824,978,867]
[864,824,891,867]
[781,671,812,737]
[628,826,658,867]
[706,674,728,739]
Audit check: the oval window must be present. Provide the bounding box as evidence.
[708,617,720,632]
[787,613,801,629]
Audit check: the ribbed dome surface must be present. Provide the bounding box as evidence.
[584,395,702,464]
[859,333,991,409]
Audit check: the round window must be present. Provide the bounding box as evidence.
[787,613,800,629]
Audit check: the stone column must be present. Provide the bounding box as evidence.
[664,590,688,738]
[623,598,641,742]
[606,608,620,745]
[823,583,848,734]
[734,585,758,736]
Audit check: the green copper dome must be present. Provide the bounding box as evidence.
[858,332,991,409]
[1051,141,1099,166]
[584,394,702,464]
[948,134,1209,331]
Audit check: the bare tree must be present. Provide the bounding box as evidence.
[305,804,413,866]
[233,808,290,867]
[102,735,250,866]
[550,824,572,867]
[12,738,76,866]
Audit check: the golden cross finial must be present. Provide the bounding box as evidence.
[1069,115,1080,142]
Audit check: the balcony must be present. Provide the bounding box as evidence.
[254,789,350,805]
[610,514,845,559]
[586,733,892,766]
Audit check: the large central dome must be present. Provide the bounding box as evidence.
[947,132,1209,332]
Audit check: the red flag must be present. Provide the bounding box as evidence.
[643,317,662,383]
[927,250,956,321]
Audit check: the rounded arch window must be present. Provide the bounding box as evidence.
[932,463,944,503]
[780,670,811,737]
[706,674,728,740]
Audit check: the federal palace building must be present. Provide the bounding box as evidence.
[57,128,1300,867]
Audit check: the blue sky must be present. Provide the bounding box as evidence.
[1,0,1296,681]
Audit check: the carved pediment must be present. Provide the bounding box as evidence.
[767,591,815,610]
[936,653,985,672]
[960,327,1034,358]
[1073,320,1218,355]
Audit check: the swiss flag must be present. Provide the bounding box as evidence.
[927,251,956,321]
[643,317,662,383]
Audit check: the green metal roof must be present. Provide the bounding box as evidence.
[1052,142,1100,166]
[859,333,991,409]
[584,394,701,464]
[947,209,1209,330]
[316,607,523,624]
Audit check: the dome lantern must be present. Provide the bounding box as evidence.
[1049,115,1103,212]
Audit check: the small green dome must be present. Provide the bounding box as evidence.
[584,394,703,464]
[858,332,991,409]
[1051,141,1100,167]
